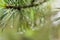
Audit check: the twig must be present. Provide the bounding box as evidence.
[6,0,46,10]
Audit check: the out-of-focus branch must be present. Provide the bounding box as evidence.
[5,0,47,10]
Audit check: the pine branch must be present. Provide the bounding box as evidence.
[6,4,38,10]
[5,0,47,10]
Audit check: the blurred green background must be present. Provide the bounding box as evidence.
[0,0,60,40]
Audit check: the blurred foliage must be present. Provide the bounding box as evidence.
[0,0,60,40]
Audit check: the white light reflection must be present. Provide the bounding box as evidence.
[51,0,60,11]
[51,12,60,26]
[51,0,60,26]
